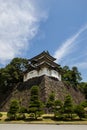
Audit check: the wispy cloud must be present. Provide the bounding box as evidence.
[74,61,87,69]
[0,0,48,65]
[54,25,87,63]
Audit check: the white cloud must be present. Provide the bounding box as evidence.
[0,0,47,65]
[73,61,87,69]
[54,25,87,63]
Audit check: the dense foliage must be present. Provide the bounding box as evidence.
[6,89,87,121]
[46,91,55,113]
[7,99,20,120]
[0,58,28,92]
[74,104,86,119]
[63,95,74,119]
[79,82,87,99]
[28,86,43,119]
[62,66,82,86]
[0,113,2,117]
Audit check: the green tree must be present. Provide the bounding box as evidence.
[7,99,20,120]
[71,67,82,85]
[63,95,74,120]
[83,83,87,99]
[62,66,82,87]
[54,100,63,118]
[16,106,27,120]
[0,58,28,92]
[0,68,12,92]
[74,104,85,120]
[8,57,28,82]
[80,101,87,108]
[62,66,71,82]
[29,86,43,119]
[0,113,2,118]
[46,91,55,113]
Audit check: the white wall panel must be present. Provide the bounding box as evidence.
[24,67,61,81]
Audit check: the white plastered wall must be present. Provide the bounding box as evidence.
[24,67,61,81]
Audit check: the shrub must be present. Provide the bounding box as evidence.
[74,105,85,120]
[16,113,26,120]
[0,113,2,117]
[7,99,20,120]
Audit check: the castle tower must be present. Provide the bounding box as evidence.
[0,51,85,111]
[24,51,61,82]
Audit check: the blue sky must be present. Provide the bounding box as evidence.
[0,0,87,81]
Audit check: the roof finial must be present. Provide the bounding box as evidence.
[45,50,49,54]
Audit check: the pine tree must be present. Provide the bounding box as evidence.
[28,86,43,119]
[46,91,55,113]
[54,100,63,118]
[63,95,74,120]
[74,104,85,120]
[7,99,19,120]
